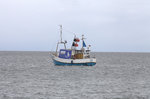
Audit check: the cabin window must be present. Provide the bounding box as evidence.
[60,51,66,54]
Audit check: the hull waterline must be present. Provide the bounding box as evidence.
[53,59,96,66]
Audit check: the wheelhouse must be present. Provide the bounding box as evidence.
[58,49,72,59]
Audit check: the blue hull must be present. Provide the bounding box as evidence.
[53,60,96,66]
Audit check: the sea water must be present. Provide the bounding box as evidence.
[0,51,150,99]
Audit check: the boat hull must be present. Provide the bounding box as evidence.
[52,55,96,66]
[53,59,96,66]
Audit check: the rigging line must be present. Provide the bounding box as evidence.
[62,27,76,36]
[60,26,82,37]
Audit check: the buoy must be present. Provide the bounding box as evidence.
[75,43,78,47]
[74,38,80,42]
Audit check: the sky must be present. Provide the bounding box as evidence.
[0,0,150,52]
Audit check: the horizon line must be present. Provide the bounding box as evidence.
[0,50,150,53]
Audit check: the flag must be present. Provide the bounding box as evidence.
[83,40,86,47]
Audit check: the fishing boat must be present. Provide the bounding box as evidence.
[51,25,96,66]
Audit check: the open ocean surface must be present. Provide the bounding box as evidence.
[0,51,150,99]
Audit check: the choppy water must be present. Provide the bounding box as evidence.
[0,51,150,99]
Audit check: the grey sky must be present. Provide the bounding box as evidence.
[0,0,150,52]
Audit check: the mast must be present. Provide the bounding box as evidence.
[81,35,86,49]
[60,25,63,43]
[56,25,66,56]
